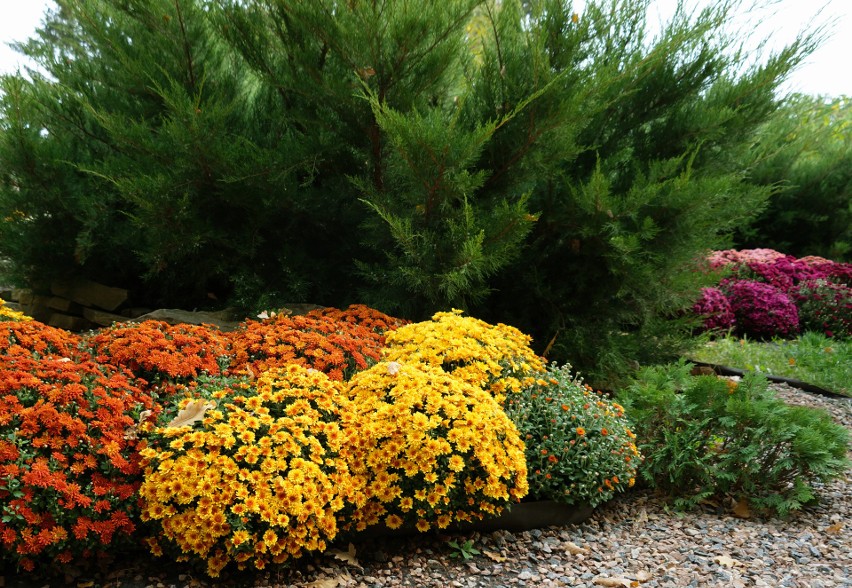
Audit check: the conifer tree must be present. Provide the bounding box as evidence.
[0,0,821,385]
[735,94,852,261]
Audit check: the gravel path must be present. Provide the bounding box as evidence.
[10,382,852,588]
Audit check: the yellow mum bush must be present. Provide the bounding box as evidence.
[138,365,362,577]
[381,310,545,403]
[0,298,32,322]
[343,361,528,534]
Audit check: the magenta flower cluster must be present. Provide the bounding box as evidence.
[723,280,799,339]
[695,249,852,339]
[692,287,735,332]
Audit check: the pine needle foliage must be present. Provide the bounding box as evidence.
[734,94,852,261]
[618,361,850,517]
[0,0,822,385]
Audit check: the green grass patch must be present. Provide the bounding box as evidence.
[688,331,851,398]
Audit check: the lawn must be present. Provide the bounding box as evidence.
[688,331,851,397]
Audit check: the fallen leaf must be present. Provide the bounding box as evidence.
[825,521,844,534]
[168,399,216,428]
[565,541,590,555]
[329,542,360,568]
[634,570,653,582]
[714,555,740,568]
[593,577,632,587]
[482,549,506,562]
[731,497,751,519]
[304,579,340,588]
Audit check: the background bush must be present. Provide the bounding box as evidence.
[0,0,822,386]
[734,95,852,262]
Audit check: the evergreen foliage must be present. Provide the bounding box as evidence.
[618,361,850,517]
[0,0,820,385]
[735,94,852,261]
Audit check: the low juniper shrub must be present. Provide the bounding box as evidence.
[616,360,850,517]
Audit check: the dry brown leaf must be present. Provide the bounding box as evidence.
[482,549,507,562]
[565,541,590,555]
[714,555,740,568]
[634,570,653,583]
[593,577,632,587]
[304,579,340,588]
[167,399,216,428]
[825,521,844,534]
[330,543,360,568]
[731,497,751,519]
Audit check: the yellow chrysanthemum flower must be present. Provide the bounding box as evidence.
[343,360,527,533]
[139,364,360,577]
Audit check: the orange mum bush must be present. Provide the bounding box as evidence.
[0,357,155,573]
[227,311,393,381]
[342,361,528,534]
[85,321,231,390]
[0,320,83,360]
[305,304,409,334]
[138,365,362,577]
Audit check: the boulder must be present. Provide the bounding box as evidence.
[83,307,130,328]
[51,278,128,311]
[48,296,83,314]
[133,308,243,332]
[48,312,94,332]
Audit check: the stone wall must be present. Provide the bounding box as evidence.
[3,277,140,331]
[1,278,319,332]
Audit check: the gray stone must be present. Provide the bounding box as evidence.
[11,288,32,304]
[133,308,242,332]
[22,294,52,322]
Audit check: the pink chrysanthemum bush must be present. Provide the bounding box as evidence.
[696,249,851,339]
[381,310,546,403]
[723,280,799,339]
[137,365,362,577]
[691,287,735,333]
[794,279,852,339]
[0,356,155,573]
[342,360,529,535]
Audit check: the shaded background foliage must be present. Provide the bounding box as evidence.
[734,94,852,261]
[0,0,828,386]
